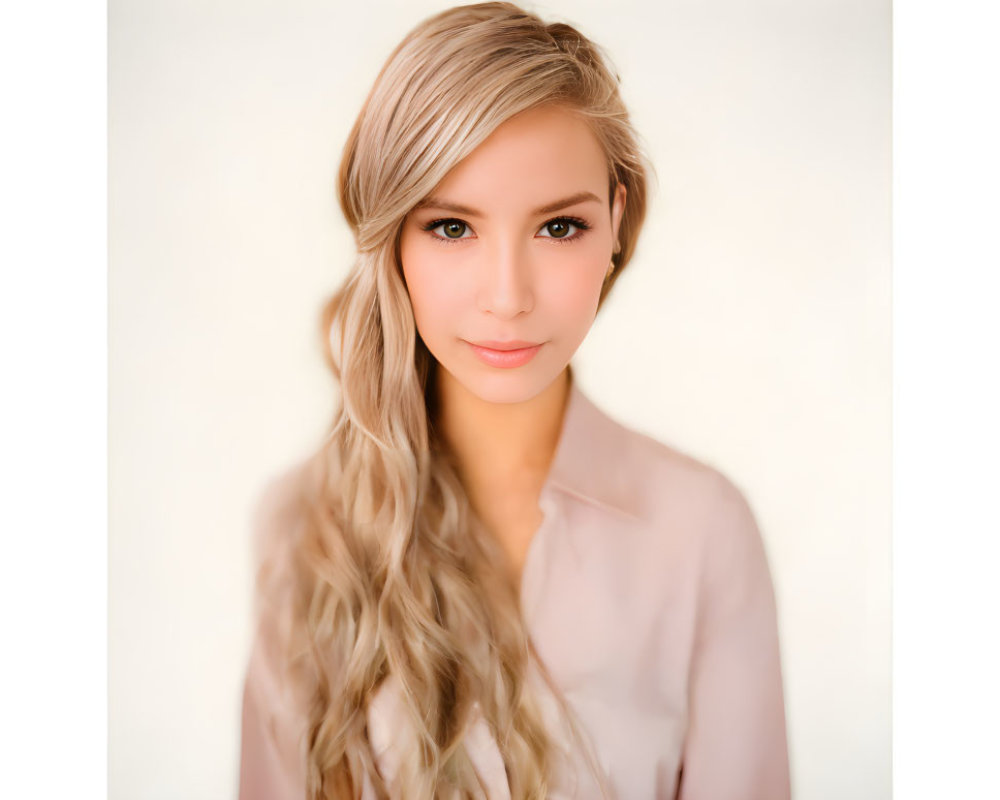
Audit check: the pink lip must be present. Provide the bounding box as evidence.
[466,340,544,368]
[471,339,540,351]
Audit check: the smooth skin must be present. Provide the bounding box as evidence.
[399,104,627,579]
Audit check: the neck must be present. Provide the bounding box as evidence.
[434,366,572,493]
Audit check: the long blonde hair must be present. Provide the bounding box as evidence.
[270,3,651,797]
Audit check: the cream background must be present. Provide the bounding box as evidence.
[109,1,890,798]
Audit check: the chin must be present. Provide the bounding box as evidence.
[442,353,563,406]
[472,377,549,405]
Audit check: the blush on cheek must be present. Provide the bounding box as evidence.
[408,283,467,353]
[414,283,466,323]
[549,264,606,311]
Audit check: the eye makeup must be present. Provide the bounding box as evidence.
[420,216,592,246]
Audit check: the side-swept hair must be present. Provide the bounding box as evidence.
[265,3,652,797]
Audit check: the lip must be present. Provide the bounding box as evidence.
[465,339,544,369]
[470,339,541,351]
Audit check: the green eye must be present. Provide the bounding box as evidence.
[421,215,591,245]
[422,219,471,242]
[538,216,591,242]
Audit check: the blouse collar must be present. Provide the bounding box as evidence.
[542,364,643,521]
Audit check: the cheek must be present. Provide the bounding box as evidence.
[542,259,606,331]
[401,251,464,339]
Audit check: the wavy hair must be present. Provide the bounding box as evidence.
[268,3,652,797]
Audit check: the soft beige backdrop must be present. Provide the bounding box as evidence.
[109,1,890,797]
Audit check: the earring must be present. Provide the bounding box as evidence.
[605,259,616,280]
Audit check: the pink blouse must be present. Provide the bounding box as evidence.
[238,376,791,799]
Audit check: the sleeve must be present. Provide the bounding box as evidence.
[238,636,308,800]
[676,475,792,800]
[236,465,381,800]
[237,471,310,800]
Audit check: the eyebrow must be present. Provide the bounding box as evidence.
[414,190,603,218]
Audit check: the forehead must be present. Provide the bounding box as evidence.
[427,105,610,210]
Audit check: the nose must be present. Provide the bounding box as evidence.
[475,239,535,319]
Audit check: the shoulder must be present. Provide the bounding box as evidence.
[602,408,758,538]
[249,445,341,559]
[612,423,778,618]
[243,454,325,708]
[250,457,312,561]
[561,387,754,538]
[242,460,317,797]
[247,452,332,613]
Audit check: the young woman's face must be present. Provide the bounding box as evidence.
[399,104,627,405]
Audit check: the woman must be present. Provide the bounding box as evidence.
[238,3,790,798]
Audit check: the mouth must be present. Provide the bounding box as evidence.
[465,339,544,369]
[469,339,542,351]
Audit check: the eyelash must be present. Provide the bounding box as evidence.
[420,216,592,245]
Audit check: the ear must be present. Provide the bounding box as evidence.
[610,181,627,252]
